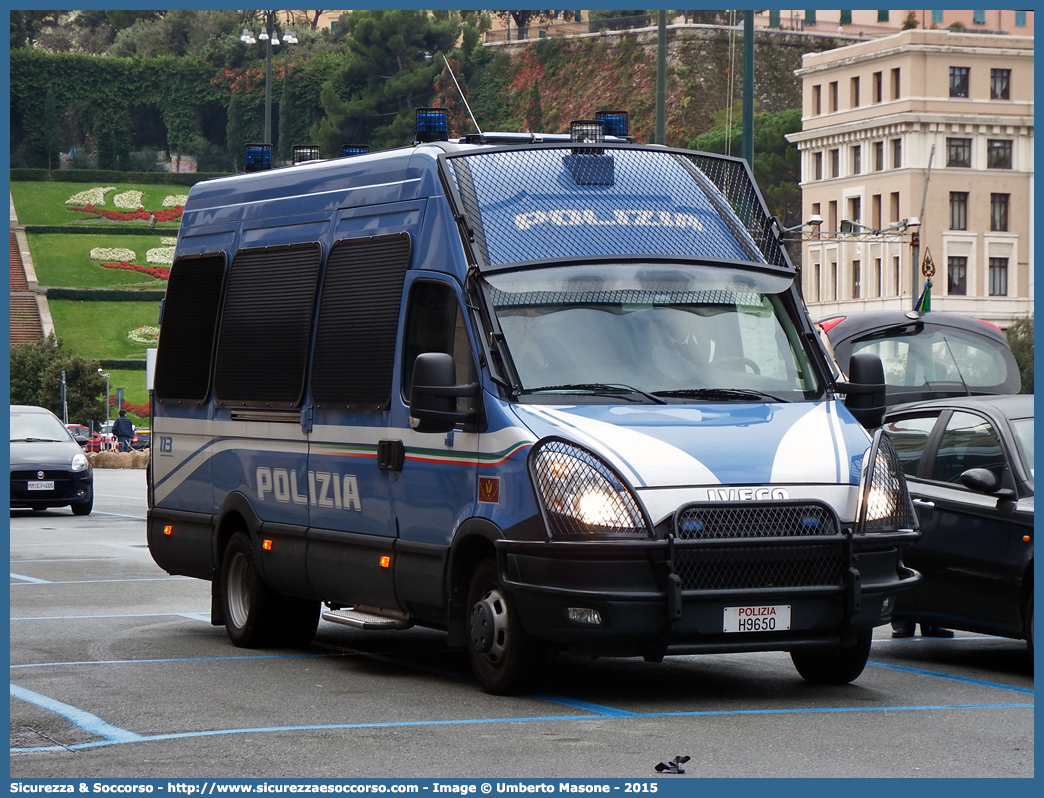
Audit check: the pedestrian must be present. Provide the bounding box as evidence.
[148,213,156,230]
[112,409,134,453]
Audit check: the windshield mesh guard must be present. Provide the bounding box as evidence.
[443,145,790,271]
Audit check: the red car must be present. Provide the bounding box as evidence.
[65,424,115,453]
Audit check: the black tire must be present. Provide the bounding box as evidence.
[220,532,319,648]
[466,559,542,695]
[791,628,873,685]
[71,491,93,516]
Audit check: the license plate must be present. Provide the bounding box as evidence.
[27,481,54,491]
[723,604,791,633]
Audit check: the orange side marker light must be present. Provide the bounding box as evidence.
[262,539,273,551]
[163,525,173,536]
[379,555,391,568]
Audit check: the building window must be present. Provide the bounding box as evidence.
[987,139,1012,169]
[990,68,1011,100]
[830,148,840,178]
[890,192,899,223]
[991,193,1009,231]
[872,194,882,230]
[932,10,944,24]
[947,256,968,295]
[1016,11,1026,26]
[850,76,860,108]
[891,138,902,169]
[852,260,861,298]
[813,151,823,180]
[805,10,816,24]
[852,145,861,175]
[848,196,862,224]
[829,81,838,112]
[893,256,900,296]
[830,262,837,300]
[973,10,985,25]
[949,67,969,98]
[989,258,1008,296]
[877,11,889,22]
[874,141,884,171]
[840,10,852,24]
[946,138,972,167]
[872,71,882,103]
[949,192,968,230]
[813,264,821,302]
[890,68,900,100]
[828,200,837,232]
[874,258,882,298]
[812,84,822,115]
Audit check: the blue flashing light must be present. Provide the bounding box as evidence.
[341,145,369,157]
[416,107,449,142]
[292,145,321,164]
[244,144,272,172]
[596,110,629,138]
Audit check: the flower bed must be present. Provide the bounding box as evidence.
[128,324,160,344]
[162,194,189,207]
[65,187,117,206]
[146,247,175,264]
[90,246,137,262]
[103,261,170,280]
[68,205,184,223]
[113,190,144,209]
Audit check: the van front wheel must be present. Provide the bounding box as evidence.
[791,628,873,684]
[466,559,542,695]
[221,532,319,648]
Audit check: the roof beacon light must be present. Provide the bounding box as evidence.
[570,120,605,154]
[596,110,629,138]
[415,107,449,142]
[243,144,272,172]
[341,144,369,157]
[292,145,321,164]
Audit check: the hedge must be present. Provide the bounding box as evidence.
[10,169,228,184]
[45,288,167,302]
[26,225,179,236]
[100,359,148,370]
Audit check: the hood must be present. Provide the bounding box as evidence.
[9,439,84,470]
[511,401,870,489]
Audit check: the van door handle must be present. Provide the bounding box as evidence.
[912,499,935,509]
[378,439,404,472]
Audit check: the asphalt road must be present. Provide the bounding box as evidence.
[10,469,1034,779]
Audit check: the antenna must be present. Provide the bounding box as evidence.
[441,53,483,138]
[940,335,972,397]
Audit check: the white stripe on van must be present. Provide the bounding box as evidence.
[770,403,846,484]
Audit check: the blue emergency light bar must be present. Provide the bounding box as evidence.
[341,145,369,157]
[244,144,272,172]
[292,145,321,164]
[596,110,629,138]
[416,108,449,142]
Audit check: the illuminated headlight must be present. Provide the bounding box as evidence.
[71,452,89,472]
[856,430,917,533]
[529,439,650,539]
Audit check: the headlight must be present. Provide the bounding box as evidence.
[71,451,89,472]
[856,430,916,533]
[529,438,650,539]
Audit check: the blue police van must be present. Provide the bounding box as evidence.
[147,110,920,694]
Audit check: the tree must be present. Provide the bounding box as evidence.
[10,334,107,426]
[310,10,460,154]
[902,11,919,30]
[1005,317,1033,394]
[492,10,576,33]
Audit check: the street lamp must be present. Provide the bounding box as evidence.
[98,369,110,423]
[241,12,296,147]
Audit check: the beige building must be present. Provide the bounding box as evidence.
[788,29,1033,328]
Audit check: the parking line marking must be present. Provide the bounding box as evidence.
[10,683,143,743]
[11,612,209,621]
[10,702,1033,755]
[10,576,191,585]
[867,660,1035,694]
[89,512,147,520]
[10,573,50,584]
[11,653,348,669]
[537,695,637,716]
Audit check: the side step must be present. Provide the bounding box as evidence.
[321,607,412,631]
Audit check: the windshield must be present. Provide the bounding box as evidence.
[486,263,821,402]
[10,409,73,442]
[1009,417,1033,480]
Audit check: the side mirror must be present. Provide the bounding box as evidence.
[960,467,1016,499]
[75,435,89,446]
[409,352,480,434]
[839,352,886,429]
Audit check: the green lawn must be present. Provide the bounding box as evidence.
[28,233,171,288]
[10,181,187,227]
[105,368,149,407]
[48,299,162,359]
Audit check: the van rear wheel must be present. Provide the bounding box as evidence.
[466,559,542,695]
[221,532,319,648]
[791,628,873,684]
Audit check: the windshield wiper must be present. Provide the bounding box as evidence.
[652,388,788,403]
[522,383,668,404]
[12,437,64,442]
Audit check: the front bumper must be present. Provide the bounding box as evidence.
[496,529,920,658]
[10,469,93,509]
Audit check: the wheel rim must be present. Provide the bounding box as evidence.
[471,588,509,667]
[226,551,250,629]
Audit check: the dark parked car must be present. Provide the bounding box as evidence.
[882,394,1033,655]
[820,311,1020,408]
[11,405,94,515]
[131,429,150,451]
